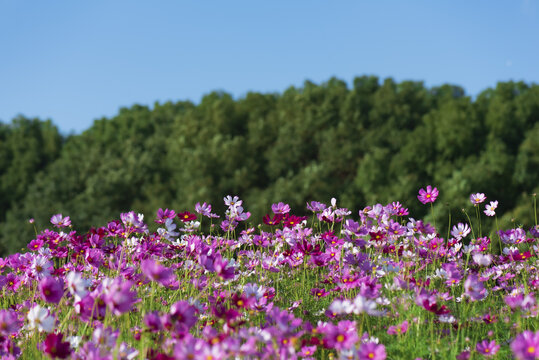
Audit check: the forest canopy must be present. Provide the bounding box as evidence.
[0,76,537,255]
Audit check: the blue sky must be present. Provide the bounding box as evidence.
[1,1,538,134]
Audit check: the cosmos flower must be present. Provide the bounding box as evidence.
[0,309,21,336]
[484,201,498,216]
[50,214,71,228]
[155,208,176,224]
[39,276,64,304]
[271,202,291,214]
[470,193,487,205]
[387,320,409,335]
[451,223,471,240]
[65,271,90,299]
[417,186,439,204]
[177,211,197,222]
[195,202,219,218]
[511,330,539,360]
[140,259,177,287]
[102,278,138,316]
[357,342,386,360]
[476,339,500,357]
[27,305,55,333]
[43,333,71,359]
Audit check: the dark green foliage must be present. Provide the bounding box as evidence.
[1,78,538,255]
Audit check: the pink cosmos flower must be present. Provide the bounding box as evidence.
[140,259,177,287]
[50,214,71,228]
[470,193,486,205]
[0,309,21,336]
[511,330,539,360]
[387,320,409,335]
[357,342,386,360]
[484,201,498,216]
[476,339,500,357]
[155,208,176,224]
[417,186,439,204]
[102,278,138,316]
[271,202,291,214]
[195,202,219,218]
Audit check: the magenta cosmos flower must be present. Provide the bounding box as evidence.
[357,342,386,360]
[39,277,64,304]
[417,186,438,204]
[0,309,21,336]
[43,332,71,359]
[476,339,500,357]
[140,259,177,286]
[511,330,539,360]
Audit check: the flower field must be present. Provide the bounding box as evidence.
[0,189,538,359]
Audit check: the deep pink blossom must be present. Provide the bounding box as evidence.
[417,186,439,204]
[476,339,500,357]
[39,277,64,304]
[43,332,71,359]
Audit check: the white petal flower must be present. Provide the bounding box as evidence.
[27,305,55,332]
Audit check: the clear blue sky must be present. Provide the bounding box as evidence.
[1,1,538,134]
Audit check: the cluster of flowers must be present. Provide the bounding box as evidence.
[0,188,537,359]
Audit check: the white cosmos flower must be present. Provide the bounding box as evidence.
[27,305,54,332]
[352,295,380,316]
[66,271,90,299]
[328,299,354,315]
[473,253,493,266]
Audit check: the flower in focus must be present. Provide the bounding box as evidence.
[224,195,242,208]
[43,332,71,359]
[476,339,500,357]
[451,223,471,240]
[50,214,71,228]
[195,202,219,218]
[263,213,283,226]
[177,211,197,222]
[155,208,176,224]
[510,330,539,360]
[484,201,498,217]
[271,202,291,214]
[470,193,486,205]
[417,186,438,204]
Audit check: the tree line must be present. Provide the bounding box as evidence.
[1,76,537,255]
